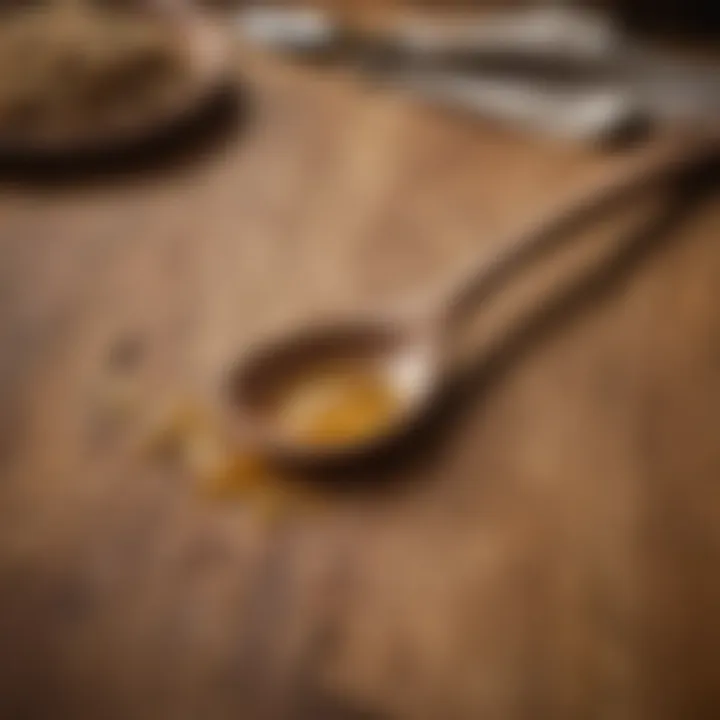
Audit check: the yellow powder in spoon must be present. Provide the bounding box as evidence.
[273,365,402,448]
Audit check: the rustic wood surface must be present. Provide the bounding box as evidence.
[0,38,719,720]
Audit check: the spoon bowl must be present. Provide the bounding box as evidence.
[225,317,440,467]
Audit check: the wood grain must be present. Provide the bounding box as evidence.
[0,41,719,720]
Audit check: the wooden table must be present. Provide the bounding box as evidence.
[1,44,719,720]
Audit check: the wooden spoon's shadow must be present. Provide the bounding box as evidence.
[0,82,251,188]
[300,163,719,499]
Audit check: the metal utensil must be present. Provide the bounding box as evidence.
[236,6,719,143]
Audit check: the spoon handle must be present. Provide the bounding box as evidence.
[437,134,718,375]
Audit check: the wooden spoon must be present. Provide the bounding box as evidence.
[225,136,717,468]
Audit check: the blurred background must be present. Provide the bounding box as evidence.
[0,1,718,719]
